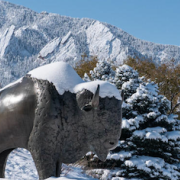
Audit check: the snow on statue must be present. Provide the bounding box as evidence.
[0,62,123,179]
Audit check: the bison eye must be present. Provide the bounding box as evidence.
[82,104,92,112]
[109,142,115,145]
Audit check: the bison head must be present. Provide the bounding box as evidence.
[76,82,123,161]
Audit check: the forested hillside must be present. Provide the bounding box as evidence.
[0,0,180,87]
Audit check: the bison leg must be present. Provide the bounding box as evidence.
[28,114,62,179]
[29,148,62,180]
[28,118,62,179]
[28,79,63,179]
[0,148,14,178]
[56,161,62,177]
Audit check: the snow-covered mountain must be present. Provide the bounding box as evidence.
[0,0,180,87]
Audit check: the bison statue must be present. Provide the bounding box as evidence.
[0,62,123,179]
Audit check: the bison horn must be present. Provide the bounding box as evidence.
[91,84,100,108]
[82,85,100,111]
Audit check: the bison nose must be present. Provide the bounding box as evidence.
[104,139,118,150]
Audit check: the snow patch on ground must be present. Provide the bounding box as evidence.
[3,149,98,180]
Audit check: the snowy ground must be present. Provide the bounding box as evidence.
[1,148,98,180]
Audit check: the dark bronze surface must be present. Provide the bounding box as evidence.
[0,76,123,179]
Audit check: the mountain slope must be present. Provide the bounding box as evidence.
[0,0,180,87]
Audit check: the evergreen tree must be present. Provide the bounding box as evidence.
[125,57,180,115]
[89,60,115,83]
[85,64,180,180]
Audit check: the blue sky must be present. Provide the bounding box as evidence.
[5,0,180,46]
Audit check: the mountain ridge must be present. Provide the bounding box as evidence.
[0,0,180,87]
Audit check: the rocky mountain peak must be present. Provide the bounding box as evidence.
[0,0,180,87]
